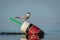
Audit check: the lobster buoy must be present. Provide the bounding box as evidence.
[9,18,44,39]
[21,21,44,36]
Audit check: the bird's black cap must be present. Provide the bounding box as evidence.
[27,12,31,14]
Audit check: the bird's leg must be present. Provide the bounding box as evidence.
[22,18,28,22]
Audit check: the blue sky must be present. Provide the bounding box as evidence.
[0,0,60,33]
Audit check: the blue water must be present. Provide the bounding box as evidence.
[0,27,60,40]
[0,31,60,40]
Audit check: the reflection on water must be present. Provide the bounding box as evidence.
[21,34,43,40]
[20,35,40,40]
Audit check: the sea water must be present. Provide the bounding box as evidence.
[0,26,60,40]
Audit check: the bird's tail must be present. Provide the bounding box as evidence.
[15,17,20,18]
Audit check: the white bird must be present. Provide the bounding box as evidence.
[15,12,31,21]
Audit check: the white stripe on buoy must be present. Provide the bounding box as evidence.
[20,21,30,33]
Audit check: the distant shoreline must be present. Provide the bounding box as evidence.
[0,32,26,35]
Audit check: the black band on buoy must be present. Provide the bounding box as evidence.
[26,24,33,33]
